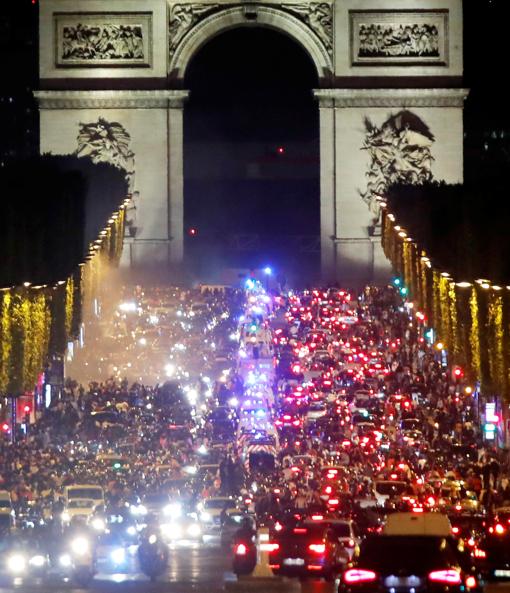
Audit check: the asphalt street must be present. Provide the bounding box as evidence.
[0,541,334,593]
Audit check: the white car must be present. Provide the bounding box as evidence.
[62,499,99,523]
[197,497,238,533]
[306,403,328,422]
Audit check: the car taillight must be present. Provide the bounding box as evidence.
[311,515,324,521]
[344,569,377,583]
[261,542,279,552]
[428,570,462,584]
[328,499,339,506]
[345,539,355,548]
[309,543,326,554]
[235,543,247,555]
[466,576,477,588]
[292,420,301,426]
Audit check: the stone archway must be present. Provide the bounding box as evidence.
[36,0,467,285]
[168,4,333,82]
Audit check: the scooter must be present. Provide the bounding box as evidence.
[232,538,257,576]
[137,533,168,582]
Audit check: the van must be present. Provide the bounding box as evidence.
[62,484,105,523]
[383,512,452,536]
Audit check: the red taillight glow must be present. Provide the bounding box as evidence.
[328,499,339,506]
[428,570,462,584]
[473,548,486,559]
[311,515,324,521]
[309,543,326,554]
[451,526,460,534]
[261,542,279,552]
[495,523,506,535]
[466,576,477,588]
[235,543,247,555]
[344,569,377,583]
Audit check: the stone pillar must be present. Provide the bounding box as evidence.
[314,91,336,282]
[167,91,189,264]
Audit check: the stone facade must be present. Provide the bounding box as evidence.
[37,0,466,284]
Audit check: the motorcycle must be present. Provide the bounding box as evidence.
[137,532,168,582]
[232,535,257,576]
[57,533,96,587]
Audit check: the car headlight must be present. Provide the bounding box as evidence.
[29,555,46,568]
[130,504,147,516]
[62,512,71,522]
[148,534,158,545]
[7,554,26,573]
[110,548,126,565]
[91,518,105,531]
[187,524,202,538]
[161,523,181,539]
[59,554,72,567]
[71,537,89,556]
[126,526,137,536]
[200,512,212,522]
[163,503,182,519]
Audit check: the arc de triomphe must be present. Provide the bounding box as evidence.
[36,0,466,284]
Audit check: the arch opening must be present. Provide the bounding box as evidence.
[183,27,320,283]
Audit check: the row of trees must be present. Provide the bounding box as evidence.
[0,155,127,394]
[382,181,510,400]
[0,155,127,287]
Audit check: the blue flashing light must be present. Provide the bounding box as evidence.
[250,324,257,332]
[400,287,408,296]
[245,278,255,290]
[263,266,272,275]
[392,277,402,286]
[255,409,266,418]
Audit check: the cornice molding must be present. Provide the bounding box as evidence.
[313,88,469,108]
[34,90,190,109]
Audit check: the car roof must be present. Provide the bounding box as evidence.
[383,512,452,536]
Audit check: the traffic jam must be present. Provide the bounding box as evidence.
[0,280,509,591]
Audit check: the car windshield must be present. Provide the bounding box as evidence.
[68,500,94,508]
[329,523,351,537]
[358,536,455,571]
[144,494,169,505]
[204,499,235,509]
[67,488,103,500]
[375,482,408,496]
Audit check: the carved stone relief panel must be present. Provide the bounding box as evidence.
[55,12,153,67]
[350,10,448,66]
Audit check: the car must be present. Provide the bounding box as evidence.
[339,513,479,593]
[374,480,409,506]
[477,527,510,581]
[306,403,328,422]
[339,534,479,593]
[269,523,348,580]
[142,493,171,517]
[304,517,360,560]
[197,497,238,534]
